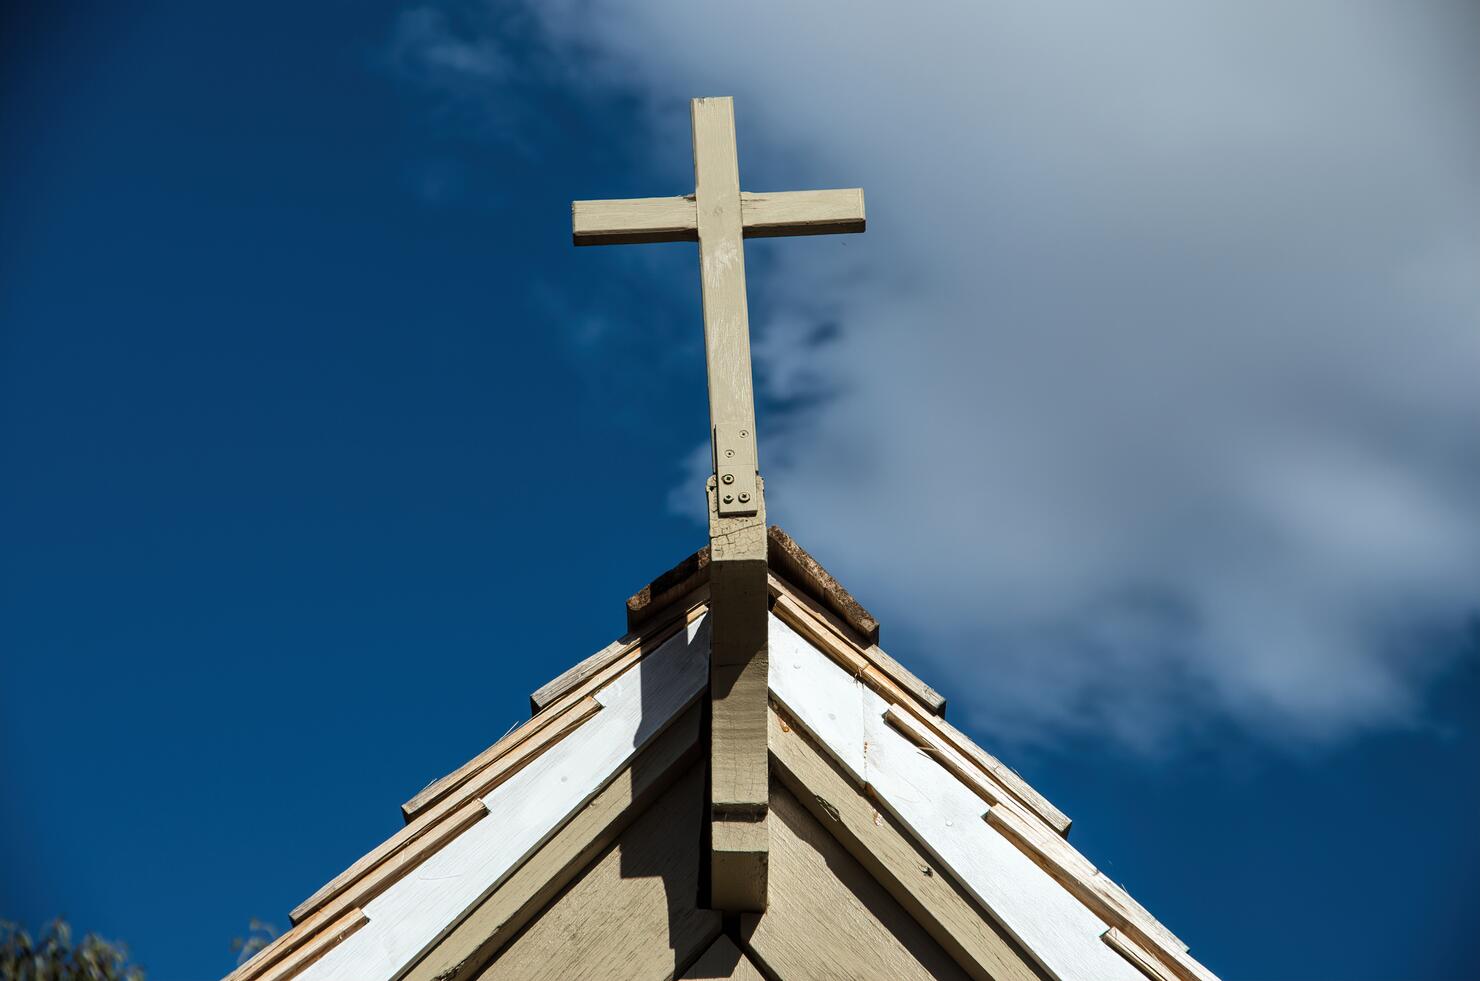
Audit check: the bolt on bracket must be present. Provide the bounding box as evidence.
[713,424,760,517]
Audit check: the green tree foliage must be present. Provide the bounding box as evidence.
[0,919,144,981]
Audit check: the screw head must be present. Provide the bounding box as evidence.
[739,429,749,438]
[721,473,735,485]
[724,449,735,458]
[738,492,751,503]
[722,494,734,504]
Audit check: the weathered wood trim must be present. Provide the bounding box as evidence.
[627,548,711,632]
[311,798,488,922]
[571,195,697,246]
[766,524,880,643]
[254,908,367,981]
[774,588,1071,835]
[297,615,711,981]
[227,905,356,981]
[624,526,880,643]
[882,704,1194,971]
[289,698,599,926]
[883,706,1065,845]
[739,188,865,238]
[769,612,1145,981]
[769,573,944,715]
[406,680,609,824]
[467,762,720,980]
[1102,928,1179,981]
[768,703,1047,981]
[531,586,708,714]
[423,597,702,826]
[277,798,490,951]
[866,641,947,714]
[986,807,1213,981]
[402,705,704,981]
[681,935,766,981]
[929,713,1072,837]
[541,602,709,724]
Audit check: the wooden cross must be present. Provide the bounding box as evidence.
[572,96,865,912]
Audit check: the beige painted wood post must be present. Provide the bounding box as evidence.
[691,97,771,912]
[571,96,865,913]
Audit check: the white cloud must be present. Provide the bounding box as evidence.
[402,1,1480,752]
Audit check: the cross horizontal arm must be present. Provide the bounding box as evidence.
[741,188,866,238]
[572,188,865,246]
[570,195,697,246]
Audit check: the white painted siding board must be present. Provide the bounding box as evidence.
[767,614,867,778]
[768,612,1141,981]
[302,615,711,981]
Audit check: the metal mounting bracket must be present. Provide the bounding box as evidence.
[713,425,759,517]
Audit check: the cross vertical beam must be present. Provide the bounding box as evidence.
[692,97,769,912]
[571,96,865,914]
[693,97,761,520]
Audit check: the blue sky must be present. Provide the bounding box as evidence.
[3,3,1478,979]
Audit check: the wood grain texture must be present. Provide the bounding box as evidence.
[928,713,1072,838]
[625,525,880,642]
[1102,928,1179,981]
[768,612,1145,981]
[680,936,765,981]
[254,908,367,981]
[691,96,758,463]
[740,188,865,238]
[626,547,712,632]
[765,524,880,644]
[530,591,709,714]
[571,195,697,245]
[706,471,770,911]
[405,698,577,822]
[883,704,1204,977]
[287,697,598,927]
[768,705,1047,981]
[227,904,355,981]
[535,605,703,724]
[475,763,720,981]
[527,638,627,716]
[299,615,711,981]
[404,705,704,981]
[266,800,489,974]
[866,641,946,715]
[985,807,1213,981]
[769,573,940,714]
[739,782,972,981]
[772,588,1070,836]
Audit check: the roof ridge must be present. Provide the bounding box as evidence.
[626,524,879,644]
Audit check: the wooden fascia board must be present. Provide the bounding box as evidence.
[623,525,880,643]
[882,704,1202,974]
[764,524,880,643]
[530,583,710,715]
[768,703,1046,981]
[402,704,704,981]
[768,573,945,716]
[527,587,709,717]
[285,697,599,928]
[1103,928,1181,981]
[770,586,1071,836]
[986,807,1215,981]
[252,908,368,981]
[769,612,1151,981]
[769,614,1220,981]
[293,615,711,981]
